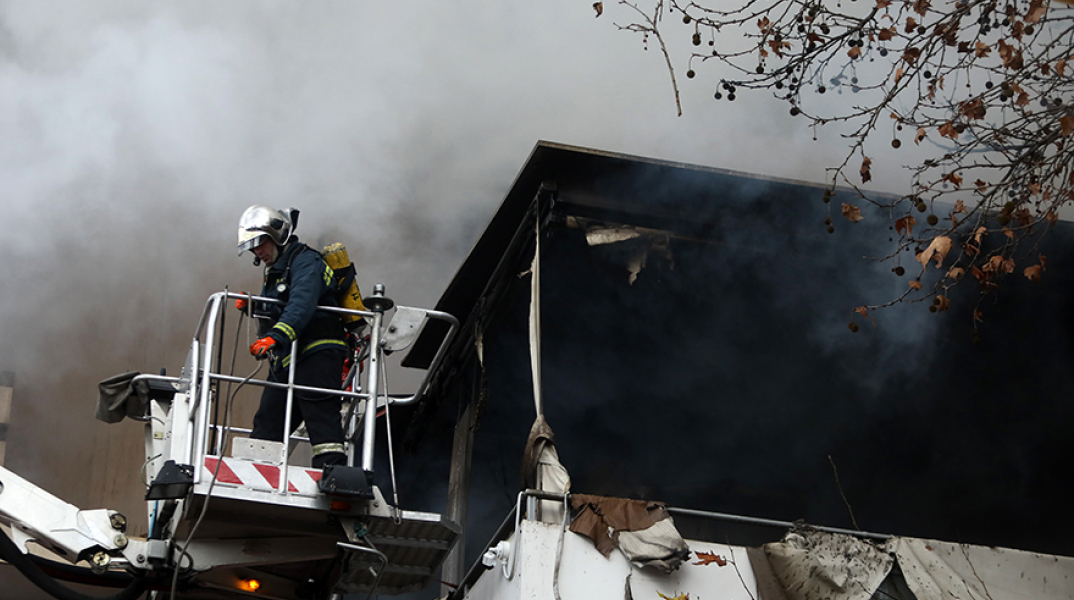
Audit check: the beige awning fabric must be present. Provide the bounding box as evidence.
[891,537,1074,600]
[752,530,1074,600]
[762,530,893,600]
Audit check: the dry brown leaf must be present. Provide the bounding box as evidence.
[975,179,988,192]
[1012,20,1026,41]
[974,40,991,58]
[1029,183,1041,195]
[974,226,987,243]
[943,172,963,187]
[1061,115,1074,137]
[877,0,893,7]
[903,47,921,65]
[913,0,931,15]
[854,306,869,318]
[915,127,927,144]
[1014,208,1032,227]
[938,122,958,139]
[895,67,904,83]
[879,26,895,41]
[917,236,953,268]
[1025,0,1047,24]
[1040,254,1048,269]
[987,255,1004,271]
[895,215,916,236]
[1025,264,1043,281]
[948,267,965,280]
[843,202,865,222]
[910,280,923,290]
[848,45,862,59]
[1046,210,1058,224]
[658,593,690,600]
[1003,227,1016,239]
[953,200,967,214]
[1001,258,1015,274]
[860,156,872,183]
[1058,59,1068,77]
[693,551,728,566]
[997,39,1024,69]
[593,2,603,16]
[935,295,950,311]
[959,98,986,119]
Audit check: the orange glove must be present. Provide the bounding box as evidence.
[250,336,277,359]
[235,293,250,312]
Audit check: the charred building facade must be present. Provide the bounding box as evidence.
[398,141,1074,586]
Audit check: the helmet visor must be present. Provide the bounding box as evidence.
[237,230,267,255]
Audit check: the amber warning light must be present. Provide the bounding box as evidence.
[238,578,261,592]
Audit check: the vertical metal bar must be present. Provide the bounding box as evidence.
[186,339,200,477]
[280,339,298,494]
[345,348,360,467]
[211,289,227,455]
[361,311,384,475]
[194,293,223,481]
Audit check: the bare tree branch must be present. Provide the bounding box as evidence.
[609,0,1074,329]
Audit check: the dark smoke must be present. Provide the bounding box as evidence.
[400,170,1074,592]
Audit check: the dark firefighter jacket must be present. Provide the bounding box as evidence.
[255,238,346,372]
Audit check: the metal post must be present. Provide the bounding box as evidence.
[185,340,200,474]
[194,293,224,479]
[360,284,394,478]
[361,310,383,476]
[280,339,299,493]
[345,350,360,467]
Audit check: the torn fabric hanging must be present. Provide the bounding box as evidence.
[568,494,690,574]
[521,206,570,524]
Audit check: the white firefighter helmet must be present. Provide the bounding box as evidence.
[236,205,297,255]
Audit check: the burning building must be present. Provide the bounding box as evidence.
[399,141,1074,593]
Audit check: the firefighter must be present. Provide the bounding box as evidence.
[236,205,348,469]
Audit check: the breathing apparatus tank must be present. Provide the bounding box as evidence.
[322,243,367,329]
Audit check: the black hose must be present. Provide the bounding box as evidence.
[0,527,147,600]
[25,555,137,589]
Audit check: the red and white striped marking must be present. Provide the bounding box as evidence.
[203,456,323,496]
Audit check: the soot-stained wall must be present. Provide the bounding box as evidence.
[458,180,1074,567]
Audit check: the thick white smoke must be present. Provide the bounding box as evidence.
[0,2,926,597]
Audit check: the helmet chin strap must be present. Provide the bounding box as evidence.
[252,255,261,267]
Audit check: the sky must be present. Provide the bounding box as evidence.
[0,1,1002,596]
